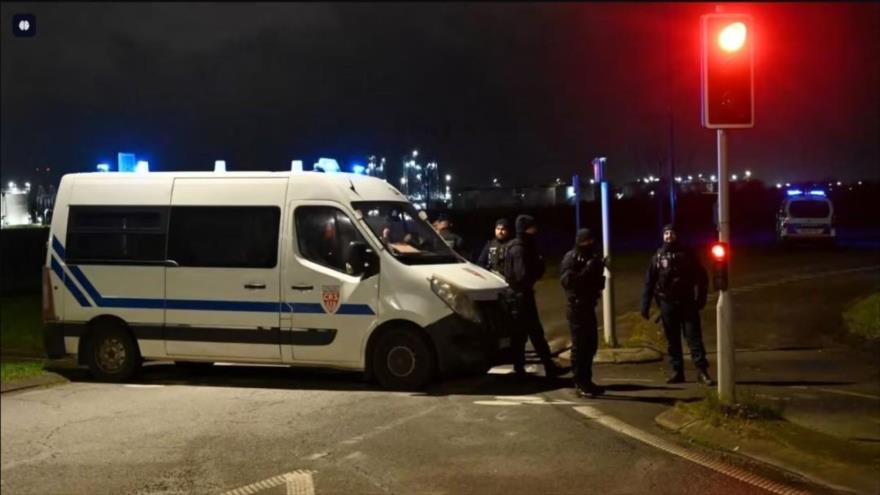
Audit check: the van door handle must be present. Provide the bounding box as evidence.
[290,285,314,291]
[244,283,267,290]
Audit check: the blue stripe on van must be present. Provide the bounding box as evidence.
[52,236,66,259]
[52,239,374,315]
[336,304,375,315]
[52,255,92,307]
[67,265,104,304]
[166,299,280,312]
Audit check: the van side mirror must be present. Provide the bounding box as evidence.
[346,241,379,278]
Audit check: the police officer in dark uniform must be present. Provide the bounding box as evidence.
[560,228,607,397]
[435,213,466,256]
[641,224,714,385]
[476,218,511,275]
[503,214,566,378]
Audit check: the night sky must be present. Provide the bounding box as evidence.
[2,2,878,187]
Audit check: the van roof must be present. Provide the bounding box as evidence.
[61,171,408,204]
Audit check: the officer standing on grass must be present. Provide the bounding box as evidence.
[503,214,567,378]
[560,228,607,397]
[476,218,511,275]
[641,224,714,385]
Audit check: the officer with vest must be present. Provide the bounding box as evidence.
[503,214,566,378]
[641,224,714,385]
[476,218,511,275]
[560,228,607,397]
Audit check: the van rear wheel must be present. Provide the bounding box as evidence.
[87,324,141,382]
[372,328,436,391]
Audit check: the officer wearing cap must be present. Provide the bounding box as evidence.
[435,213,466,256]
[641,224,714,385]
[560,228,607,397]
[503,214,566,378]
[476,218,511,275]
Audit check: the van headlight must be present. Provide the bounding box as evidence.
[429,276,482,323]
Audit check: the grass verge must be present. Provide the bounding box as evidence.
[602,310,666,350]
[678,387,783,430]
[0,294,44,355]
[843,293,880,341]
[1,361,47,382]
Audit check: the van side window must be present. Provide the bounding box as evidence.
[66,206,168,264]
[295,206,366,274]
[167,206,280,268]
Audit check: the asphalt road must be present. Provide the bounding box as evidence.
[2,245,877,495]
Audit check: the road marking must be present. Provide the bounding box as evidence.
[123,384,165,388]
[474,400,524,406]
[222,469,315,495]
[573,406,811,495]
[812,388,880,401]
[474,396,576,406]
[601,378,655,382]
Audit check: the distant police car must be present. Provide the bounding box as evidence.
[776,189,836,244]
[43,171,513,390]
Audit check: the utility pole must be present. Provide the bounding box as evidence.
[593,157,617,347]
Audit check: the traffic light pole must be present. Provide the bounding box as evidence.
[716,129,735,403]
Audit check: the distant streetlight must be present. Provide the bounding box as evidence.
[412,149,419,158]
[731,174,738,181]
[775,183,782,189]
[445,174,451,182]
[744,170,752,178]
[711,175,717,182]
[400,177,407,185]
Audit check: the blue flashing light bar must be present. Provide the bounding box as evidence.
[786,189,803,196]
[135,160,150,173]
[96,163,111,173]
[352,164,366,175]
[314,158,340,173]
[808,190,826,197]
[118,152,137,173]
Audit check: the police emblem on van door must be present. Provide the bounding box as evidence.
[321,285,341,314]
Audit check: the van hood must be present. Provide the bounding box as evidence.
[409,263,508,301]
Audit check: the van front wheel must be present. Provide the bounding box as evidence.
[87,325,141,382]
[372,328,436,391]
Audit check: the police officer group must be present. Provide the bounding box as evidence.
[451,215,714,398]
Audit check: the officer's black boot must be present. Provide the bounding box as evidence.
[697,368,714,386]
[666,370,685,384]
[576,382,606,398]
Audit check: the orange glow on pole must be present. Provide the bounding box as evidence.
[718,22,747,52]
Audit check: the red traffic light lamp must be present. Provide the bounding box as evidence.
[710,241,729,291]
[718,22,747,52]
[701,13,754,128]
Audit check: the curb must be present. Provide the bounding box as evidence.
[0,372,69,394]
[654,408,880,495]
[595,346,664,364]
[556,346,663,364]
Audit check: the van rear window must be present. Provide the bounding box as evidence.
[789,201,830,219]
[66,206,168,264]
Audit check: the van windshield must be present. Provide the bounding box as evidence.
[789,200,830,219]
[352,201,463,265]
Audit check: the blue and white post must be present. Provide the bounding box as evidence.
[594,157,617,347]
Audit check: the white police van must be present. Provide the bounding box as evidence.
[776,189,836,245]
[43,171,512,390]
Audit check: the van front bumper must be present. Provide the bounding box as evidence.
[425,313,514,376]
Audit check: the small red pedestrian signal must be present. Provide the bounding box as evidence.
[709,241,729,291]
[711,242,727,260]
[701,13,754,129]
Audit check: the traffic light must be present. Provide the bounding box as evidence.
[710,241,729,291]
[701,14,754,128]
